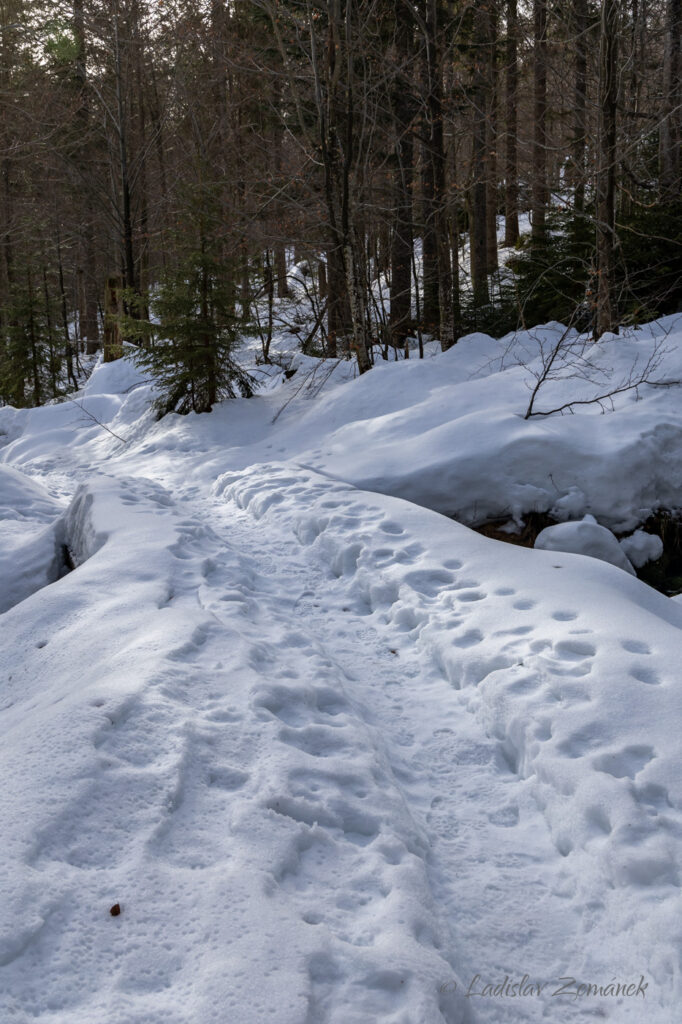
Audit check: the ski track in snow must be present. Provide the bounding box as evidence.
[1,351,682,1022]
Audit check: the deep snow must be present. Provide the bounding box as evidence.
[1,316,681,1023]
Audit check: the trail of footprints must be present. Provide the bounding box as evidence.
[235,469,678,904]
[28,467,678,1018]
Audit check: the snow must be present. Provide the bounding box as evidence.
[0,465,69,614]
[1,315,682,1023]
[620,529,665,569]
[534,515,637,575]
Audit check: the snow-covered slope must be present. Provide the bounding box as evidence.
[1,317,681,1023]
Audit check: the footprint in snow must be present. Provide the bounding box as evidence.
[621,639,652,655]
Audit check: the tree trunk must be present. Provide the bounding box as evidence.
[27,268,41,406]
[420,4,439,333]
[72,0,100,354]
[485,1,499,273]
[531,0,548,247]
[504,0,519,247]
[425,0,455,350]
[318,258,327,299]
[421,152,440,332]
[660,0,681,198]
[275,244,289,298]
[42,266,58,398]
[571,0,588,212]
[57,228,78,387]
[471,3,490,306]
[595,0,619,338]
[389,5,414,353]
[103,276,123,363]
[112,6,138,320]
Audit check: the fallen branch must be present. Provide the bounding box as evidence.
[69,399,128,443]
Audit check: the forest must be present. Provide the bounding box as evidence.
[0,0,680,411]
[1,5,682,1024]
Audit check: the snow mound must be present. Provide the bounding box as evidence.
[535,515,637,575]
[620,529,664,568]
[0,463,63,521]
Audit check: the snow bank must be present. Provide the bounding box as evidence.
[257,315,682,533]
[0,465,69,614]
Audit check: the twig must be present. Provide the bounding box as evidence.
[526,376,681,417]
[69,399,128,443]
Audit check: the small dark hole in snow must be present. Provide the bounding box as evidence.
[36,640,48,649]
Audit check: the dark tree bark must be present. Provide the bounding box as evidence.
[571,0,588,213]
[389,3,414,351]
[660,0,681,198]
[595,0,619,338]
[27,268,41,406]
[72,0,100,354]
[531,0,548,247]
[103,275,123,363]
[503,0,519,247]
[419,0,439,332]
[273,78,291,298]
[424,0,455,350]
[471,3,490,306]
[485,0,499,274]
[114,13,136,298]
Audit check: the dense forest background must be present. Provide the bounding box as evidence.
[0,0,680,411]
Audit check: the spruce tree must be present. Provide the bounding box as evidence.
[134,187,253,417]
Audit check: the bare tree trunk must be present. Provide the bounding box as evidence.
[504,0,519,246]
[531,0,548,247]
[420,149,440,331]
[27,268,41,406]
[73,0,100,354]
[57,227,78,387]
[571,0,588,213]
[485,1,499,273]
[275,244,289,298]
[103,275,123,363]
[660,0,681,198]
[113,10,136,299]
[425,0,455,350]
[389,3,414,351]
[421,5,439,333]
[42,265,58,398]
[595,0,619,338]
[326,245,349,357]
[273,77,291,298]
[471,3,490,306]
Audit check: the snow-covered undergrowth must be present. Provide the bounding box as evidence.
[1,315,681,1023]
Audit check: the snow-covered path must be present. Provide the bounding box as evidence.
[1,349,682,1023]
